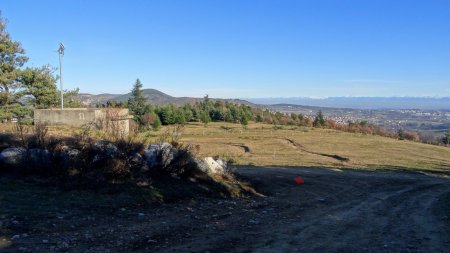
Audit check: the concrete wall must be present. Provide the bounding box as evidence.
[34,108,98,127]
[34,108,132,135]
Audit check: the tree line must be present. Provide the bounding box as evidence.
[122,79,450,146]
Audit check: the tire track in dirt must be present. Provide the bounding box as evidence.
[2,167,449,252]
[233,166,450,252]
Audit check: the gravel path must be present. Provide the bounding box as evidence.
[1,166,449,252]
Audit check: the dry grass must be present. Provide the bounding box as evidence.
[3,122,450,172]
[158,122,450,173]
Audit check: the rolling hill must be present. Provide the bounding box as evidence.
[78,89,254,107]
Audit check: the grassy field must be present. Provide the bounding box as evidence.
[2,122,450,172]
[158,122,450,173]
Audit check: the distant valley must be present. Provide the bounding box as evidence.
[267,104,450,141]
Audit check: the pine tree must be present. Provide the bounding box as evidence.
[240,115,249,129]
[127,79,147,127]
[443,131,450,146]
[0,15,28,103]
[313,110,326,127]
[200,111,211,127]
[152,115,161,130]
[398,129,405,140]
[19,66,59,109]
[0,14,29,120]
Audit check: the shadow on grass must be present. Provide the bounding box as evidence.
[284,138,350,162]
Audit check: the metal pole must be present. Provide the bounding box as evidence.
[58,42,65,110]
[59,51,63,110]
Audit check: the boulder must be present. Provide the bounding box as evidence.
[93,141,120,158]
[27,149,51,165]
[0,147,26,167]
[195,157,226,175]
[204,157,225,174]
[144,142,177,168]
[57,146,81,166]
[215,158,228,169]
[130,152,144,166]
[129,152,149,172]
[91,141,121,165]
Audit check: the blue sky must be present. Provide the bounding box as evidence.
[2,0,450,98]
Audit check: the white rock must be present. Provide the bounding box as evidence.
[204,157,225,174]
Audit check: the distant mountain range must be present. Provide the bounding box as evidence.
[78,89,254,107]
[247,97,450,110]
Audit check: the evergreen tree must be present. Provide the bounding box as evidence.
[397,129,405,140]
[152,115,161,130]
[0,14,29,120]
[313,110,326,127]
[18,66,59,109]
[127,79,147,127]
[240,115,249,129]
[200,111,211,127]
[442,131,450,146]
[0,15,28,105]
[290,113,297,121]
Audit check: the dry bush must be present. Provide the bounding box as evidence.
[33,121,49,148]
[158,124,185,146]
[114,134,145,155]
[74,123,96,149]
[404,131,421,142]
[14,119,30,147]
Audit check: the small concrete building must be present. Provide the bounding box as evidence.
[34,108,133,136]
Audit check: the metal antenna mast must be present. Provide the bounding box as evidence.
[58,43,65,110]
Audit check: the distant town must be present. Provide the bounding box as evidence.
[268,104,450,142]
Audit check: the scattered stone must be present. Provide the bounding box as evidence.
[60,241,69,248]
[11,235,20,240]
[248,219,260,225]
[42,239,49,244]
[0,147,26,167]
[130,152,145,167]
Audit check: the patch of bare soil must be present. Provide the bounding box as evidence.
[1,167,449,252]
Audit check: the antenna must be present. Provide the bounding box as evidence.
[58,42,65,110]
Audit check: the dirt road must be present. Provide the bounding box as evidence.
[1,166,449,252]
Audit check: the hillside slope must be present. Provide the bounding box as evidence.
[78,89,254,106]
[176,122,450,172]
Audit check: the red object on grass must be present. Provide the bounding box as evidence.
[294,177,305,184]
